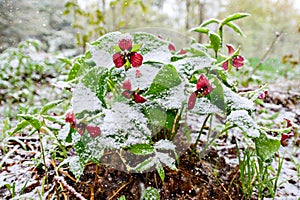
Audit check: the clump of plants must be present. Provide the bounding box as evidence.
[8,13,294,199]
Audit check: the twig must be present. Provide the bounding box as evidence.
[54,176,87,200]
[90,164,99,200]
[0,145,19,169]
[201,159,233,200]
[108,177,133,200]
[246,32,281,86]
[50,160,68,200]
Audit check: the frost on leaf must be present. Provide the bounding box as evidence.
[227,110,260,137]
[223,86,254,111]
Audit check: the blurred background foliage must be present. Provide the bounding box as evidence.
[0,0,299,58]
[0,0,299,122]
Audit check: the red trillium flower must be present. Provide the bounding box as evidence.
[188,74,214,110]
[65,112,76,128]
[65,112,101,138]
[222,44,245,70]
[75,123,101,138]
[280,118,295,146]
[113,38,143,70]
[122,78,146,103]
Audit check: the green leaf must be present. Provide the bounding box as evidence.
[84,50,92,59]
[220,13,250,27]
[142,187,160,200]
[118,195,126,200]
[131,43,142,52]
[190,27,209,34]
[145,106,167,128]
[209,77,225,112]
[255,132,280,162]
[42,116,65,126]
[164,109,178,132]
[190,18,219,33]
[62,9,70,15]
[68,62,81,81]
[10,120,29,135]
[96,70,110,108]
[156,162,165,182]
[199,18,220,27]
[129,144,154,155]
[208,32,221,53]
[112,45,122,52]
[225,22,245,37]
[40,99,63,115]
[134,157,155,172]
[145,64,181,96]
[18,114,42,131]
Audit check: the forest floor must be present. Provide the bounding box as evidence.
[0,80,299,200]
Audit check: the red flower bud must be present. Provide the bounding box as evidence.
[168,43,176,51]
[232,55,244,68]
[188,92,197,110]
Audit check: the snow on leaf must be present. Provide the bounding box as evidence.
[223,86,254,111]
[133,32,172,64]
[134,157,155,173]
[146,64,181,96]
[89,32,123,68]
[152,81,186,110]
[125,64,160,90]
[172,56,214,79]
[189,97,222,115]
[156,152,177,170]
[68,156,85,180]
[142,187,160,200]
[154,139,176,151]
[227,110,260,137]
[100,102,151,148]
[72,83,102,113]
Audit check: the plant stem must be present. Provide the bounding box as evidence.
[38,130,48,186]
[192,114,211,155]
[198,124,236,158]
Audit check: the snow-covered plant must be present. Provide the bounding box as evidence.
[11,14,288,186]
